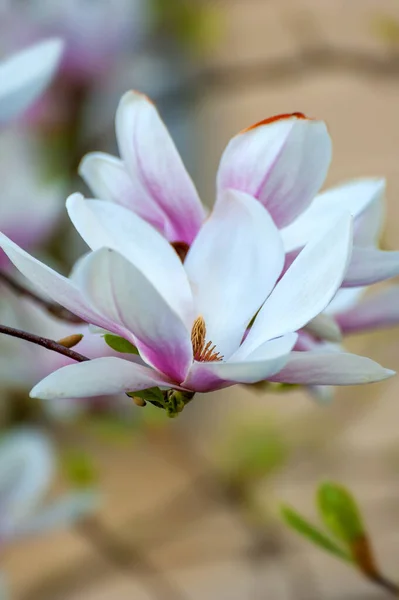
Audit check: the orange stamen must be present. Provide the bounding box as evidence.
[191,316,223,362]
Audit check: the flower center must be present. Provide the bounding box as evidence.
[191,316,223,362]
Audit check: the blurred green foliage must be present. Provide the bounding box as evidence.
[216,416,289,485]
[154,0,222,54]
[371,14,399,47]
[61,449,98,488]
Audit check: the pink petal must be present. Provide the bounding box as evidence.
[336,286,399,334]
[30,357,174,399]
[269,351,394,385]
[184,334,296,392]
[115,91,205,244]
[75,248,193,383]
[67,194,194,328]
[78,153,169,236]
[217,113,331,228]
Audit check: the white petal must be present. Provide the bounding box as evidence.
[13,492,100,539]
[324,287,366,315]
[74,249,193,382]
[269,351,395,385]
[353,182,385,246]
[184,333,297,392]
[236,212,353,358]
[0,39,63,123]
[217,114,331,228]
[0,429,54,535]
[184,189,285,358]
[344,247,399,286]
[30,357,175,400]
[66,194,194,328]
[79,153,169,235]
[282,178,384,252]
[115,91,205,243]
[0,233,102,326]
[302,313,342,342]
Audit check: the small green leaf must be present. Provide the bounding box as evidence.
[281,505,351,562]
[127,387,164,406]
[104,334,139,355]
[317,482,366,545]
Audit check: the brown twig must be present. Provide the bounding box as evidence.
[0,324,89,362]
[0,271,84,324]
[369,574,399,598]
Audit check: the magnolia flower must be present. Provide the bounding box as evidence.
[1,1,150,83]
[0,131,64,268]
[0,427,98,550]
[0,38,63,123]
[0,190,393,404]
[80,91,399,289]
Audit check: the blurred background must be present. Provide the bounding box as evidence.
[1,0,399,598]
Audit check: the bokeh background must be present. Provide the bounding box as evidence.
[1,0,399,598]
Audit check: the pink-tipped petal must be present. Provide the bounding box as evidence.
[236,212,353,358]
[217,114,331,228]
[184,333,296,392]
[79,153,168,235]
[336,286,399,334]
[184,189,285,358]
[0,39,64,123]
[67,194,194,328]
[30,357,174,399]
[343,246,399,287]
[282,178,384,253]
[269,351,394,385]
[115,91,205,243]
[75,248,193,382]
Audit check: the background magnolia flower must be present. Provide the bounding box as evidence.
[0,131,64,268]
[0,427,98,546]
[1,0,151,83]
[0,38,63,123]
[0,189,393,402]
[79,91,399,290]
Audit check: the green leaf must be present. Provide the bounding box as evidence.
[103,334,139,355]
[281,505,351,562]
[317,482,365,544]
[127,387,164,406]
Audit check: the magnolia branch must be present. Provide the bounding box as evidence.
[0,271,84,324]
[0,324,89,362]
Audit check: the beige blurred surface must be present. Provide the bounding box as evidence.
[5,0,399,598]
